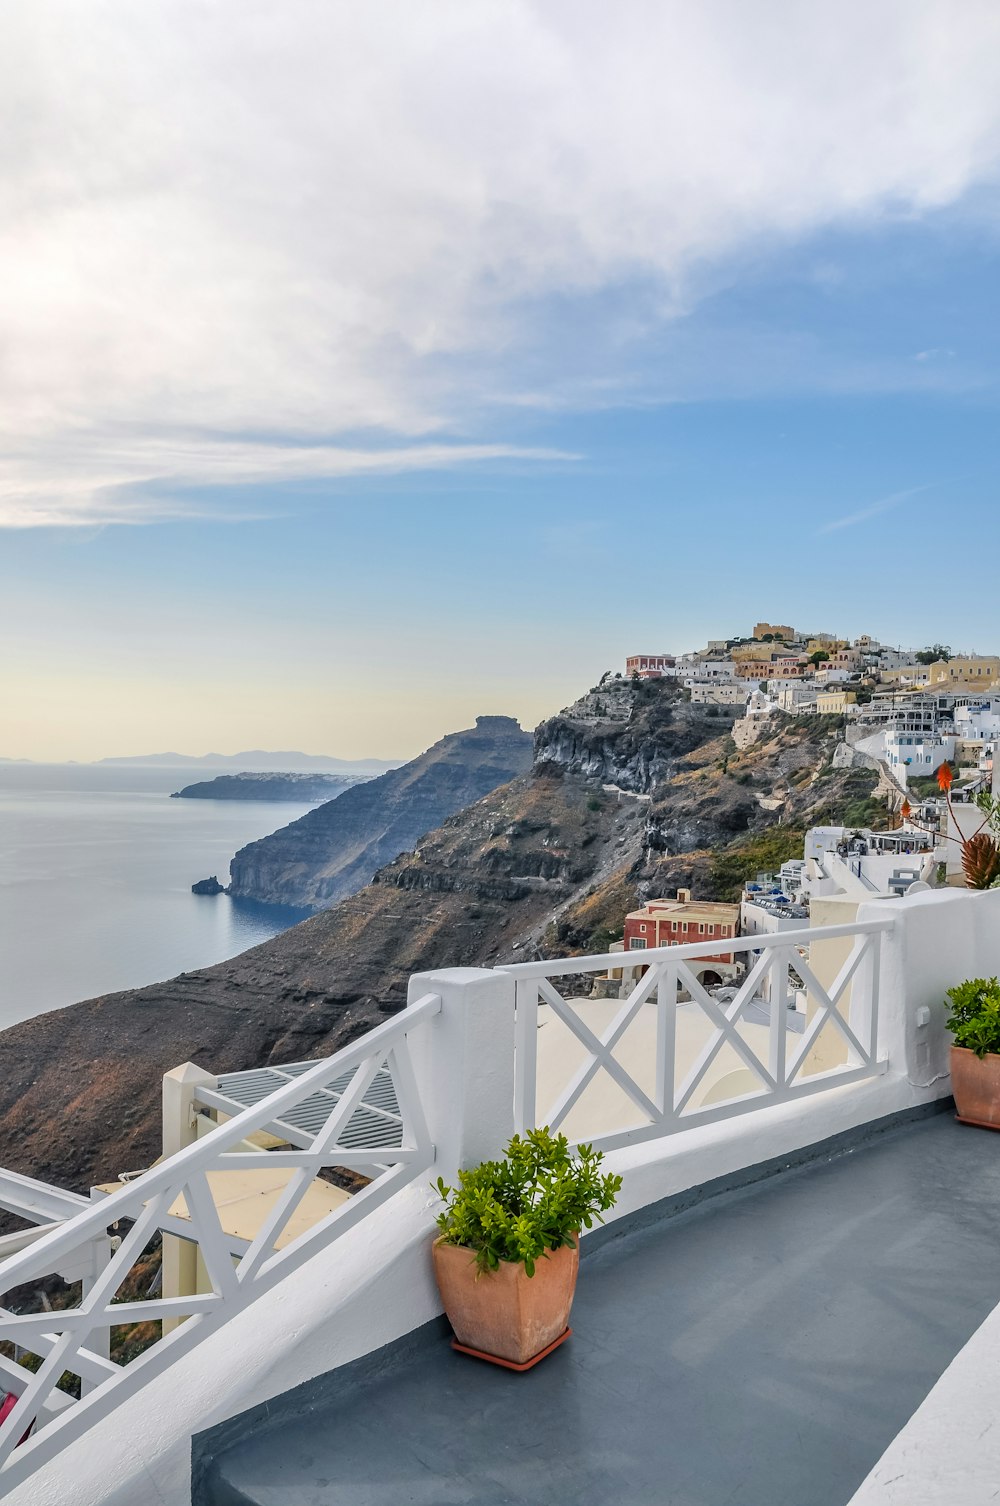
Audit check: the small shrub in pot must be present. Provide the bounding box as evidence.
[945,976,1000,1127]
[432,1128,621,1366]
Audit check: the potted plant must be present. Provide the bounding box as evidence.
[945,976,1000,1128]
[432,1127,621,1370]
[901,763,1000,888]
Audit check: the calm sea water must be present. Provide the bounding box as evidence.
[0,764,316,1031]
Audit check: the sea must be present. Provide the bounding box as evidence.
[0,763,319,1032]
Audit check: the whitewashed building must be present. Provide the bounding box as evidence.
[885,730,957,786]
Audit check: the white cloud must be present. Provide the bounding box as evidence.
[818,484,933,534]
[0,438,577,527]
[3,0,1000,525]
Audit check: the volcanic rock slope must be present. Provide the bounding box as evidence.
[0,681,879,1194]
[227,715,533,909]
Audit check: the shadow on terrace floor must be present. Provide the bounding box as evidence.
[197,1110,1000,1506]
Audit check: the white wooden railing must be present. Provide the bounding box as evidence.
[0,915,900,1490]
[0,993,440,1491]
[505,920,892,1153]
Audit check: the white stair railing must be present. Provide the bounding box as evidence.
[506,919,891,1152]
[0,992,440,1491]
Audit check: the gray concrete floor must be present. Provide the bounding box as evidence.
[198,1113,1000,1506]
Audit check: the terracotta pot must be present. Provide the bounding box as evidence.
[432,1235,579,1364]
[951,1045,1000,1128]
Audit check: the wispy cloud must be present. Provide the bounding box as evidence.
[0,439,578,528]
[818,484,934,534]
[2,3,1000,524]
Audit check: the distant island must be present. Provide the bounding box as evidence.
[172,772,369,802]
[98,749,400,775]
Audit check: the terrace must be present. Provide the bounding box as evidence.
[196,1112,997,1506]
[1,887,1000,1505]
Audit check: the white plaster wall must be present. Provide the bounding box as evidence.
[11,891,1000,1506]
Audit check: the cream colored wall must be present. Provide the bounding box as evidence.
[803,895,861,1073]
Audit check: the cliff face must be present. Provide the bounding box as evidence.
[227,716,533,910]
[0,681,881,1198]
[534,682,738,792]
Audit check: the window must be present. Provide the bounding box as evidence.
[681,922,689,933]
[629,937,647,950]
[639,923,647,934]
[698,923,705,935]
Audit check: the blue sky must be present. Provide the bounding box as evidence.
[2,3,1000,759]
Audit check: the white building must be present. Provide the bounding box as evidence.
[661,652,702,679]
[799,824,942,899]
[693,658,736,679]
[687,681,746,706]
[884,730,956,787]
[954,696,1000,744]
[772,683,819,712]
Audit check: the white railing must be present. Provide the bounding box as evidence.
[0,914,903,1491]
[505,920,892,1152]
[0,993,440,1491]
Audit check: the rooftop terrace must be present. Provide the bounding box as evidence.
[3,887,1000,1505]
[196,1109,1000,1506]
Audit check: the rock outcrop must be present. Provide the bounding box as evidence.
[172,773,364,802]
[227,716,533,910]
[534,681,738,793]
[191,876,224,895]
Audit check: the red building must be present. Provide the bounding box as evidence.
[626,654,675,679]
[623,890,740,966]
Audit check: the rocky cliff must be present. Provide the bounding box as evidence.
[227,716,533,910]
[0,682,882,1198]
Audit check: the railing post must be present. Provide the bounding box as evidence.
[847,933,879,1064]
[655,962,678,1117]
[407,968,517,1180]
[768,945,789,1089]
[512,979,538,1134]
[79,1191,113,1395]
[160,1062,216,1335]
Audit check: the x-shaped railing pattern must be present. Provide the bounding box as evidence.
[508,922,888,1153]
[0,993,440,1489]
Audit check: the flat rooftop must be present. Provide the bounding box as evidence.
[197,1110,1000,1506]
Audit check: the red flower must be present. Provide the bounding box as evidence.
[936,763,954,793]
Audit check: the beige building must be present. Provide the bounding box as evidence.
[927,657,1000,687]
[732,641,779,663]
[753,621,796,641]
[816,688,857,714]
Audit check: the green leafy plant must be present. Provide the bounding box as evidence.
[945,976,1000,1058]
[434,1128,622,1276]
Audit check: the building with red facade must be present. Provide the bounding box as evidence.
[625,654,675,679]
[623,889,741,978]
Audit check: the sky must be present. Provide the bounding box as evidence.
[2,0,1000,761]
